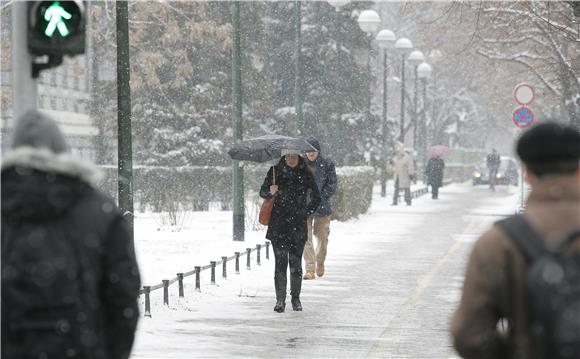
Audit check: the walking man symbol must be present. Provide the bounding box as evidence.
[44,2,72,37]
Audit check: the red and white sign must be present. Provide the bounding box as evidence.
[513,83,535,106]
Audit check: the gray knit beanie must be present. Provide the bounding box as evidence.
[11,110,68,153]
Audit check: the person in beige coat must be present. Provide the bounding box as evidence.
[451,122,580,359]
[392,144,415,206]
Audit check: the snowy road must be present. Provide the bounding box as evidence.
[131,182,520,359]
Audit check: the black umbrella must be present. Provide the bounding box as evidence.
[228,134,316,163]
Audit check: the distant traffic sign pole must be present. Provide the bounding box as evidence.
[512,82,536,211]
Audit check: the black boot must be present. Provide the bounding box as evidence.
[274,299,286,313]
[290,272,303,311]
[291,297,302,311]
[274,272,287,313]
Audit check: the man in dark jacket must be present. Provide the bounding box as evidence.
[303,137,338,280]
[486,148,501,191]
[451,122,580,359]
[426,155,445,199]
[1,110,141,359]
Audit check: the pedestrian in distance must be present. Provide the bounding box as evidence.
[426,155,445,199]
[486,148,501,191]
[260,150,321,313]
[451,121,580,359]
[303,137,337,280]
[1,110,142,359]
[392,143,415,206]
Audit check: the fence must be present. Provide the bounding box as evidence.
[140,241,270,317]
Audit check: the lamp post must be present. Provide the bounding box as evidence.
[357,10,381,125]
[408,50,425,152]
[417,61,432,170]
[428,50,443,145]
[394,37,413,143]
[375,29,396,198]
[328,0,349,160]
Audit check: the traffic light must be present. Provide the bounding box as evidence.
[28,1,86,56]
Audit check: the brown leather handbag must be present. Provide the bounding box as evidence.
[259,167,276,226]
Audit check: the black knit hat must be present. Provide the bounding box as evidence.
[516,121,580,176]
[306,136,321,152]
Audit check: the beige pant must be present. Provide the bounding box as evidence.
[304,216,331,272]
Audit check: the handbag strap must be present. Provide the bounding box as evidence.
[273,166,276,185]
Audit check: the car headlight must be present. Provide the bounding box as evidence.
[496,173,503,179]
[473,171,481,178]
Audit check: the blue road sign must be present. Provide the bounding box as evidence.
[512,106,535,128]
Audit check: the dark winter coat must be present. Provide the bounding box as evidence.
[1,147,141,359]
[260,157,321,245]
[307,154,337,217]
[451,175,580,359]
[426,157,445,188]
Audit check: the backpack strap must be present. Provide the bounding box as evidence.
[496,215,547,263]
[555,229,580,251]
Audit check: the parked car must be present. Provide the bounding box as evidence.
[472,156,519,186]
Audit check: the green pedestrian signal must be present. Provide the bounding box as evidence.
[43,2,73,38]
[28,1,86,57]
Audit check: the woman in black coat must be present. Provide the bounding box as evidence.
[426,155,445,199]
[260,151,321,313]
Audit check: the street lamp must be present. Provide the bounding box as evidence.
[394,37,412,143]
[357,10,381,124]
[408,50,425,152]
[417,61,432,170]
[375,29,396,198]
[328,0,349,161]
[428,50,443,145]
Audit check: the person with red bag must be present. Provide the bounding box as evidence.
[259,149,320,313]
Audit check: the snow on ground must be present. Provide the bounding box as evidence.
[131,180,521,358]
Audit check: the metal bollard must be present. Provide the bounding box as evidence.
[257,244,261,266]
[177,273,184,297]
[143,286,151,317]
[265,241,270,260]
[195,266,201,291]
[246,248,251,270]
[162,280,169,306]
[210,261,216,285]
[222,256,228,278]
[235,252,240,274]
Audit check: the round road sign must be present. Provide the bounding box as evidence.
[514,83,535,106]
[512,106,535,128]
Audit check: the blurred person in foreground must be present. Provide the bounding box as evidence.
[260,150,321,313]
[303,137,337,280]
[1,110,141,359]
[451,121,580,359]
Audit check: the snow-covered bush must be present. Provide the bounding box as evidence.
[331,166,375,221]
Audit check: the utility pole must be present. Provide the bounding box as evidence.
[116,0,134,240]
[231,1,245,241]
[12,2,38,124]
[294,1,304,135]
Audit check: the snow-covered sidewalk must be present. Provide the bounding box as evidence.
[131,181,520,358]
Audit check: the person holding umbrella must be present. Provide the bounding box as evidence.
[259,149,321,313]
[426,155,445,199]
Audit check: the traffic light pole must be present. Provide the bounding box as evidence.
[116,1,134,241]
[12,2,38,123]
